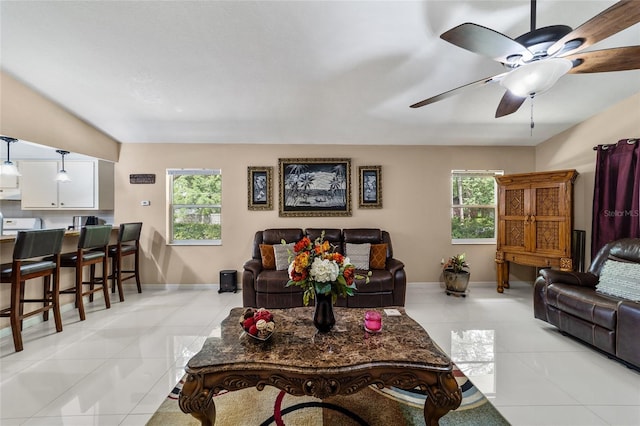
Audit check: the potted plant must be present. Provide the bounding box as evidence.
[443,253,470,297]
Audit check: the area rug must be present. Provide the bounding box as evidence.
[147,364,509,425]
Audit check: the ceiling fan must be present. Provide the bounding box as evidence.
[410,0,640,118]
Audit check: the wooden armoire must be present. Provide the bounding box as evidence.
[495,170,578,293]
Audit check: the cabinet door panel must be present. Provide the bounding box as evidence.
[20,161,59,208]
[0,173,18,189]
[59,162,95,208]
[530,183,570,256]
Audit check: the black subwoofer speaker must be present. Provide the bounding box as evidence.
[219,270,237,293]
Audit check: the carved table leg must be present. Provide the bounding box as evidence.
[422,371,462,426]
[179,374,216,426]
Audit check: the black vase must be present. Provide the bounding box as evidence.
[313,292,336,332]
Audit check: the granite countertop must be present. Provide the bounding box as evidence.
[0,226,117,243]
[187,307,452,373]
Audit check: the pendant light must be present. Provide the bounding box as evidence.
[55,150,71,182]
[0,136,22,177]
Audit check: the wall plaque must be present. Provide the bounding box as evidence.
[129,174,156,184]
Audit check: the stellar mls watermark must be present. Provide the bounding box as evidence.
[603,209,640,217]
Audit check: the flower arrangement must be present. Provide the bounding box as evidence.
[285,232,369,305]
[443,253,470,273]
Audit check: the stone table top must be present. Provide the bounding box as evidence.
[187,307,452,374]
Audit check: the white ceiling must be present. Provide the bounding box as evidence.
[1,0,639,148]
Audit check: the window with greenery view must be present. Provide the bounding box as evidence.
[168,169,222,245]
[451,170,503,244]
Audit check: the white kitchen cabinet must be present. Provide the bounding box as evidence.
[0,173,19,189]
[0,168,21,200]
[19,160,114,210]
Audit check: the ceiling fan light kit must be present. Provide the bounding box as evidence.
[411,0,640,118]
[500,58,573,98]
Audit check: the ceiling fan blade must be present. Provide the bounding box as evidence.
[410,73,506,108]
[549,0,640,57]
[566,46,640,73]
[495,91,527,118]
[441,23,533,63]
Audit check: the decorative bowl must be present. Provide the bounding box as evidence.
[240,308,275,341]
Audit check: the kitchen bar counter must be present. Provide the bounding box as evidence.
[0,227,120,331]
[0,227,118,243]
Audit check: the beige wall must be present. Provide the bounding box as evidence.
[115,143,534,285]
[535,92,640,265]
[0,71,120,161]
[6,71,637,289]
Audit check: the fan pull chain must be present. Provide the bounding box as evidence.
[530,95,535,136]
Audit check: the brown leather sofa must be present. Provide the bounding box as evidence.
[533,238,640,370]
[242,228,406,309]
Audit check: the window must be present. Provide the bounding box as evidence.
[451,170,502,244]
[168,169,222,245]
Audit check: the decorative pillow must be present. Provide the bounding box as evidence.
[370,243,387,269]
[259,244,275,270]
[273,243,295,271]
[596,260,640,301]
[346,243,371,270]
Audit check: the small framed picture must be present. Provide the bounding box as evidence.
[359,165,382,209]
[248,166,273,210]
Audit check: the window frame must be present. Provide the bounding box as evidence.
[167,168,222,246]
[450,169,503,245]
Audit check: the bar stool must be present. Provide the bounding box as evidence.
[0,228,65,352]
[108,222,142,301]
[52,225,113,321]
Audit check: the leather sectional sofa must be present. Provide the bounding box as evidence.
[242,228,406,309]
[533,238,640,369]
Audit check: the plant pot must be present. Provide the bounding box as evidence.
[443,269,470,297]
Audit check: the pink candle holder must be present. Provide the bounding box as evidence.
[364,310,382,333]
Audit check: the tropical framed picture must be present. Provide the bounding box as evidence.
[359,165,382,208]
[279,158,351,217]
[247,166,273,210]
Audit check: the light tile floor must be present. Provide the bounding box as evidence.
[1,282,638,425]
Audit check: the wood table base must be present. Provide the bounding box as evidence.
[179,366,461,425]
[179,307,461,425]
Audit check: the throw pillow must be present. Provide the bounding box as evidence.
[346,243,371,270]
[596,260,640,301]
[273,243,295,271]
[370,243,387,269]
[259,244,275,270]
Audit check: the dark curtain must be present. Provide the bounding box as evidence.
[591,138,640,258]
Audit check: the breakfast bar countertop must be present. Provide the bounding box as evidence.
[0,227,117,244]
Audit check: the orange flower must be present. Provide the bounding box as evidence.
[293,252,310,272]
[290,268,307,282]
[294,237,311,253]
[314,240,330,255]
[343,266,355,285]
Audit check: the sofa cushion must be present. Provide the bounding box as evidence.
[354,269,394,293]
[259,244,276,270]
[370,243,387,269]
[255,270,302,294]
[596,260,640,301]
[273,243,294,271]
[346,243,371,270]
[546,283,621,330]
[343,228,381,244]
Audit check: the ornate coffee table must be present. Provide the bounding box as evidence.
[179,307,461,425]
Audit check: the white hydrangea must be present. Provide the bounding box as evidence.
[310,257,340,283]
